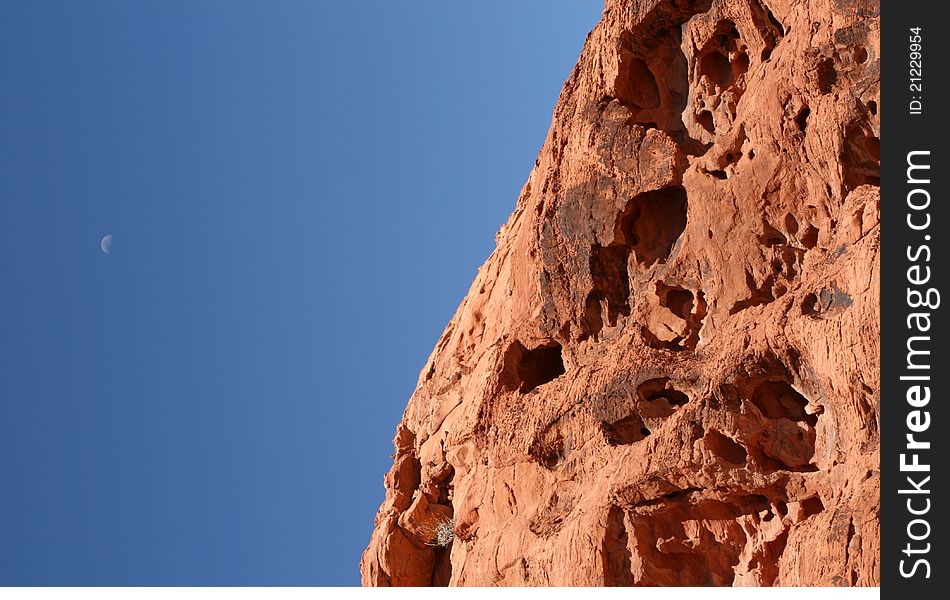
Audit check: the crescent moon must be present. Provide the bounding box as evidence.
[100,234,113,254]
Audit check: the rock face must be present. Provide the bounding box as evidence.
[361,0,879,586]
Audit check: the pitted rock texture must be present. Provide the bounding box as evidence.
[361,0,880,587]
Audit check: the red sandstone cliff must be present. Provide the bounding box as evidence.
[362,0,880,586]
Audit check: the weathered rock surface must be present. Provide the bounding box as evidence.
[362,0,879,586]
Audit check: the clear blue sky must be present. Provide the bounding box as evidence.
[0,1,600,585]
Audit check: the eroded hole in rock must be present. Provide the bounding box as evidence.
[747,446,789,472]
[501,341,566,393]
[759,222,787,246]
[697,110,715,133]
[779,246,799,278]
[642,326,679,352]
[660,285,694,319]
[698,21,745,90]
[700,50,733,89]
[602,413,650,446]
[795,106,811,132]
[784,213,799,237]
[517,343,566,393]
[638,378,689,405]
[801,292,819,316]
[704,430,748,464]
[646,282,708,351]
[612,0,713,153]
[733,51,750,79]
[800,496,825,519]
[619,186,688,267]
[636,377,689,419]
[690,422,705,441]
[800,224,819,249]
[855,47,868,64]
[765,7,785,37]
[530,435,567,469]
[756,529,790,586]
[747,438,819,473]
[581,290,605,340]
[816,57,837,94]
[750,380,816,425]
[741,379,820,472]
[867,100,877,116]
[589,245,631,326]
[617,57,660,110]
[627,493,765,585]
[691,20,750,139]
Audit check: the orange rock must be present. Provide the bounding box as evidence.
[362,0,879,586]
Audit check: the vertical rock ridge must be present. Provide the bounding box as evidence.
[361,0,879,586]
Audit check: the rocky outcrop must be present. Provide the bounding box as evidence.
[361,0,879,586]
